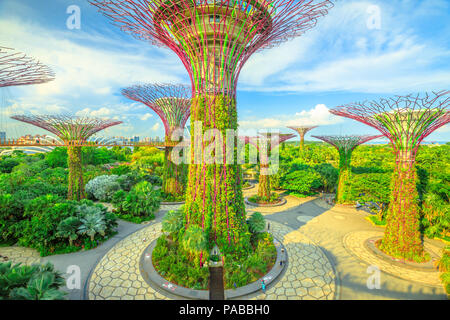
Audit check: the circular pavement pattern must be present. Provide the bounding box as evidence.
[343,230,442,287]
[88,220,336,300]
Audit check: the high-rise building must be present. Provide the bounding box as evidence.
[0,132,5,143]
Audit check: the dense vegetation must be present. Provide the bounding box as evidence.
[0,261,66,300]
[153,208,276,289]
[0,146,166,255]
[269,142,449,242]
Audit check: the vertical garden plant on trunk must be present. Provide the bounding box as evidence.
[331,91,449,261]
[122,84,191,201]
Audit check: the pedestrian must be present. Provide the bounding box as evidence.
[261,280,266,294]
[280,260,283,267]
[234,282,237,290]
[267,223,270,231]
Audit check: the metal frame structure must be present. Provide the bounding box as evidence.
[90,0,334,254]
[312,134,382,204]
[0,46,55,88]
[10,115,123,201]
[330,91,450,261]
[122,83,191,199]
[287,125,318,153]
[241,132,295,199]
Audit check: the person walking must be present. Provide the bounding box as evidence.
[261,280,266,294]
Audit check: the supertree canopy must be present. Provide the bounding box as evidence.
[287,125,318,153]
[330,91,450,261]
[312,135,382,204]
[0,46,55,88]
[243,132,295,200]
[122,83,191,200]
[90,0,334,254]
[10,115,122,201]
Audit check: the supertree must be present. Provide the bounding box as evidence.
[122,83,191,200]
[330,91,450,261]
[241,133,295,200]
[90,0,334,253]
[312,135,382,204]
[287,125,318,154]
[0,47,55,87]
[10,115,122,201]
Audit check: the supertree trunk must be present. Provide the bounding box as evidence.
[335,150,351,204]
[185,94,248,253]
[299,133,306,154]
[379,151,423,260]
[257,164,271,199]
[67,146,85,201]
[162,141,185,199]
[330,91,449,261]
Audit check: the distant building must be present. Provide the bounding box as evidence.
[0,132,5,143]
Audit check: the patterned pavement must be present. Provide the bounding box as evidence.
[87,220,337,300]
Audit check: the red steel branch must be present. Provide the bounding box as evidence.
[121,83,191,138]
[90,0,334,97]
[10,115,123,144]
[0,47,55,88]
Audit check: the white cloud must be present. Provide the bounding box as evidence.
[140,113,153,121]
[239,104,343,130]
[239,0,450,93]
[151,123,161,131]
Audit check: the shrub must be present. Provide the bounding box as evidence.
[45,147,68,168]
[85,175,121,201]
[0,261,66,300]
[15,196,117,256]
[113,181,161,223]
[281,169,322,196]
[117,171,143,191]
[162,208,185,234]
[247,212,265,234]
[111,165,131,176]
[0,157,20,173]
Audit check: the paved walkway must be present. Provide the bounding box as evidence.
[87,220,336,300]
[2,187,447,300]
[0,203,181,300]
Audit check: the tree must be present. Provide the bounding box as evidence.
[331,91,450,261]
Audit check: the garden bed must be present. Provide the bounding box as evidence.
[365,237,436,269]
[141,236,286,300]
[245,196,287,207]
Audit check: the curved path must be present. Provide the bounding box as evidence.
[87,220,336,300]
[2,187,447,300]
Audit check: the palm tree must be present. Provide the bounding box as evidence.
[248,212,266,234]
[182,225,207,258]
[56,217,81,246]
[162,209,184,234]
[78,213,106,242]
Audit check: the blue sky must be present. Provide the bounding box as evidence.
[0,0,449,141]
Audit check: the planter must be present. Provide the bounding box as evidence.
[244,197,287,208]
[242,183,255,190]
[160,200,185,205]
[140,237,287,300]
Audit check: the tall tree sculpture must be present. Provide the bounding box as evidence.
[122,84,191,201]
[90,0,334,253]
[287,126,318,154]
[312,135,382,204]
[0,46,54,87]
[330,92,450,261]
[241,133,295,200]
[10,115,122,201]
